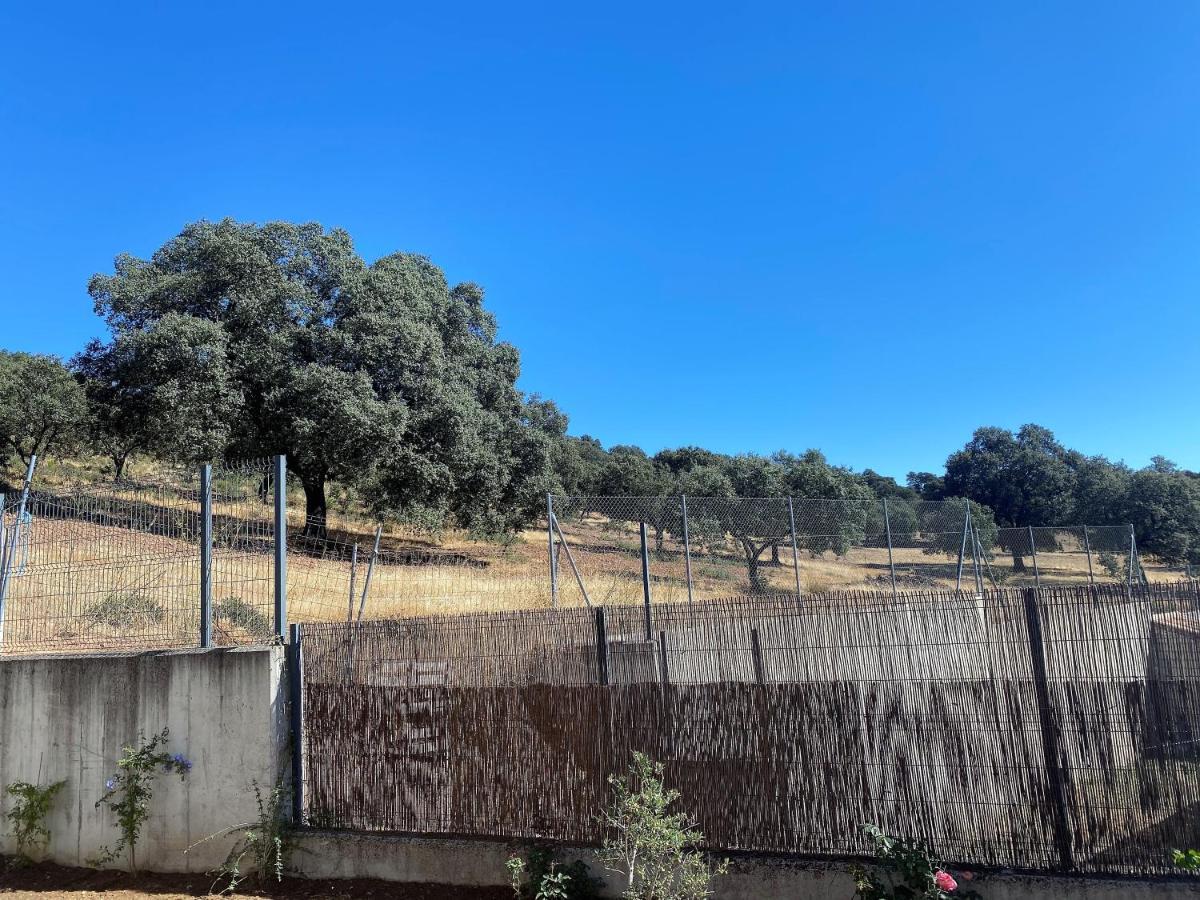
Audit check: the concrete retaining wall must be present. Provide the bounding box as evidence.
[0,646,287,872]
[293,832,1200,900]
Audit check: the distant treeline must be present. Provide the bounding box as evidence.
[1,219,1197,566]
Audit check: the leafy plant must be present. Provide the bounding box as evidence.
[92,728,191,872]
[214,596,271,637]
[1173,848,1200,871]
[597,752,728,900]
[507,846,602,900]
[853,824,979,899]
[1097,549,1125,582]
[5,780,66,861]
[188,779,292,894]
[83,591,164,629]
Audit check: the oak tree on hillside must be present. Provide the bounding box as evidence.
[0,352,87,470]
[943,425,1077,571]
[86,218,556,535]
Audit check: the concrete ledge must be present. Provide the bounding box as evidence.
[291,831,1200,900]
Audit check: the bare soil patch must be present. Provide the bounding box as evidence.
[0,858,508,900]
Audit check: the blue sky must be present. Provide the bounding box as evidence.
[1,2,1198,480]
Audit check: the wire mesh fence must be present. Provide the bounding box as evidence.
[299,581,1200,876]
[547,496,1166,608]
[0,458,279,654]
[0,471,1193,655]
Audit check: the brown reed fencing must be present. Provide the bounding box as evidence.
[298,582,1200,876]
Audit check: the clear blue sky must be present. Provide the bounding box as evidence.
[2,2,1198,480]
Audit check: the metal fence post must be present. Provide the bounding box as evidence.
[883,498,898,600]
[594,606,609,685]
[199,463,213,649]
[956,501,971,592]
[639,521,653,641]
[1127,525,1138,598]
[0,454,37,650]
[1028,525,1041,588]
[750,628,766,684]
[273,455,288,639]
[1082,525,1095,588]
[287,622,305,825]
[681,495,694,603]
[787,497,802,600]
[1021,587,1075,871]
[347,544,359,623]
[547,494,558,608]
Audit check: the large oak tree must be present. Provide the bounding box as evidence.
[87,219,556,534]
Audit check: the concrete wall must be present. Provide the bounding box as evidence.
[292,832,1200,900]
[0,646,287,872]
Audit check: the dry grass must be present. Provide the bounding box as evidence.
[1,456,1188,654]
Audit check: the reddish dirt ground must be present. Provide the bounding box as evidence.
[0,859,509,899]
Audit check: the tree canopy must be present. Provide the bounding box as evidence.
[0,351,87,468]
[86,219,558,534]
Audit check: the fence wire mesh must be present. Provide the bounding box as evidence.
[0,459,278,654]
[299,581,1200,876]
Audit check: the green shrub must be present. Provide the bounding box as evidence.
[83,592,164,629]
[189,779,292,893]
[853,825,980,899]
[507,846,602,900]
[597,752,728,900]
[92,728,191,872]
[5,780,66,861]
[214,596,271,637]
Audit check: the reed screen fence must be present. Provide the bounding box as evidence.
[299,582,1200,877]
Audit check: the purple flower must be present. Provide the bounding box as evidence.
[171,753,192,772]
[105,777,117,791]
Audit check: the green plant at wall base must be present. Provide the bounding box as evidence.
[5,780,66,860]
[92,728,191,872]
[188,779,292,894]
[597,752,729,900]
[853,825,980,899]
[1173,849,1200,871]
[507,846,602,900]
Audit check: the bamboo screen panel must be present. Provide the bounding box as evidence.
[300,583,1200,876]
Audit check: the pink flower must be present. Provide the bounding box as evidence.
[934,869,957,892]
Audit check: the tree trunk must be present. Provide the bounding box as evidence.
[742,539,768,593]
[770,543,781,566]
[1010,545,1027,573]
[654,523,665,554]
[300,469,328,538]
[111,452,128,482]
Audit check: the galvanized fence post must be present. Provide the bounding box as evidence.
[0,454,37,650]
[287,622,305,825]
[199,463,213,649]
[1021,587,1075,871]
[639,521,653,641]
[956,500,970,592]
[681,495,694,603]
[594,606,609,685]
[787,497,803,601]
[1082,525,1095,588]
[273,455,288,639]
[883,498,898,600]
[1028,525,1041,588]
[547,494,558,608]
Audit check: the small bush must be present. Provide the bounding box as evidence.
[214,596,271,637]
[190,779,292,894]
[507,846,602,900]
[5,780,66,861]
[83,592,164,629]
[853,825,979,899]
[598,752,728,900]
